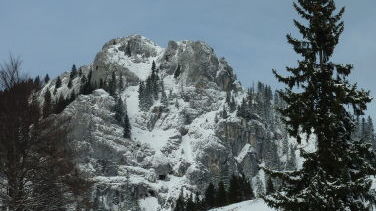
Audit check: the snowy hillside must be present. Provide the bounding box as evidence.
[39,35,297,210]
[210,199,275,211]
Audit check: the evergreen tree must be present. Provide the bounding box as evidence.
[119,72,124,90]
[44,74,50,83]
[185,193,195,211]
[43,90,52,118]
[161,81,168,107]
[204,183,216,209]
[67,78,73,89]
[266,177,275,195]
[228,175,240,204]
[263,1,376,210]
[55,76,62,89]
[114,97,125,123]
[152,60,156,72]
[174,64,181,78]
[215,181,227,207]
[174,190,185,211]
[123,114,131,139]
[109,71,117,96]
[70,64,77,79]
[138,82,146,111]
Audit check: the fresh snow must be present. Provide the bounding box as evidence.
[210,199,275,211]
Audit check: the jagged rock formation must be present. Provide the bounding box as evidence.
[39,35,292,211]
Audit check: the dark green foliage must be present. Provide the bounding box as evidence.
[263,1,376,210]
[152,60,156,72]
[55,76,62,89]
[228,175,241,204]
[123,114,131,139]
[266,177,275,195]
[119,72,124,90]
[70,64,78,79]
[108,71,117,96]
[80,70,94,95]
[138,65,162,111]
[114,97,125,123]
[174,191,185,211]
[175,175,255,210]
[44,74,50,83]
[215,181,227,207]
[34,76,41,86]
[204,183,216,209]
[67,78,73,89]
[43,90,52,118]
[174,64,181,78]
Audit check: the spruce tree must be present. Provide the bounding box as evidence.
[70,64,77,79]
[43,90,52,118]
[228,175,240,204]
[123,114,131,139]
[204,183,216,209]
[44,74,50,84]
[215,181,227,207]
[55,76,62,89]
[266,177,275,195]
[109,71,117,96]
[263,1,376,210]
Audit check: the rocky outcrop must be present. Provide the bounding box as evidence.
[43,35,286,211]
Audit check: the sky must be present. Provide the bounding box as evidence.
[1,0,376,118]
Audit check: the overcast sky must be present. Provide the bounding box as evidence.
[1,0,375,118]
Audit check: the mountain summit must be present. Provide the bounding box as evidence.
[39,35,290,210]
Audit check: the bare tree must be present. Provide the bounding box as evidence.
[0,54,26,90]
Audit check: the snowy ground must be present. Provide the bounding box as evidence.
[210,199,275,211]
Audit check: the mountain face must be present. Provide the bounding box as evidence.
[40,35,291,211]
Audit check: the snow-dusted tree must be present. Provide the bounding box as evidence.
[43,90,52,118]
[55,76,62,89]
[108,71,117,96]
[114,97,125,123]
[263,0,376,210]
[161,80,168,107]
[123,114,131,139]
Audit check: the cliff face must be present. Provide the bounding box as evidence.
[40,35,290,211]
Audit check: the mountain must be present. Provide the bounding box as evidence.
[39,35,294,211]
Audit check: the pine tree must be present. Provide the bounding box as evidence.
[215,181,227,207]
[263,1,376,210]
[70,64,77,79]
[43,90,52,118]
[138,82,146,111]
[119,72,124,90]
[123,114,131,139]
[174,64,181,78]
[161,81,168,107]
[109,71,117,96]
[55,76,62,89]
[228,175,240,204]
[44,74,50,84]
[266,177,275,195]
[174,190,185,211]
[114,97,125,123]
[204,183,216,209]
[67,78,73,89]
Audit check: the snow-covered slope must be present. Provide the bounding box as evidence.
[40,35,293,211]
[210,199,275,211]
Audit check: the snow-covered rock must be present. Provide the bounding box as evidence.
[210,199,275,211]
[40,35,289,211]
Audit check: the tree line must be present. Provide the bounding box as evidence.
[0,56,91,210]
[174,175,255,211]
